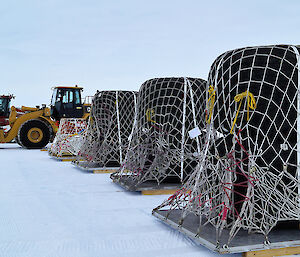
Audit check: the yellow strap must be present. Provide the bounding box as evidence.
[62,131,80,142]
[230,90,256,134]
[206,85,216,124]
[146,108,156,123]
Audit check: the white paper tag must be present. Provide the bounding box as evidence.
[280,143,288,151]
[188,127,201,139]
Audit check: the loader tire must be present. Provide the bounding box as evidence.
[18,119,51,149]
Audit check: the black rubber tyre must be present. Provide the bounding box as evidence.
[18,119,51,149]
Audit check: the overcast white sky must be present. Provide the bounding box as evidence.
[1,0,299,106]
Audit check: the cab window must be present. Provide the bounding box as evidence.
[0,98,9,116]
[69,90,74,103]
[74,90,81,104]
[62,91,68,103]
[56,89,69,104]
[51,88,58,105]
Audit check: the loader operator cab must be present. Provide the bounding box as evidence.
[0,95,13,126]
[50,86,84,121]
[0,96,11,118]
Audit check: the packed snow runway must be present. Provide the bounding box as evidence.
[0,144,238,257]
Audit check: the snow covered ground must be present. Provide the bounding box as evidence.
[0,143,240,257]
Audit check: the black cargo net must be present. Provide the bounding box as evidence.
[111,77,207,188]
[49,118,87,156]
[155,45,300,246]
[76,90,137,168]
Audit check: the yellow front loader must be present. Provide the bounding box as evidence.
[0,86,91,149]
[0,105,58,148]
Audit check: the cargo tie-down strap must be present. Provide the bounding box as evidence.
[230,90,256,134]
[206,85,216,124]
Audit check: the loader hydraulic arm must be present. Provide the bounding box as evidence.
[0,108,46,143]
[8,106,17,126]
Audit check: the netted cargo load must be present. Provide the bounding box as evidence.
[49,118,87,157]
[153,45,300,252]
[74,90,137,171]
[111,77,207,191]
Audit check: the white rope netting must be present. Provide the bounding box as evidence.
[111,77,207,188]
[49,118,87,157]
[76,90,137,168]
[154,45,300,246]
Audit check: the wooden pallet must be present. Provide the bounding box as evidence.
[243,246,300,257]
[93,169,118,174]
[153,209,300,255]
[72,161,119,174]
[48,152,77,162]
[57,157,77,162]
[141,189,178,195]
[112,177,181,195]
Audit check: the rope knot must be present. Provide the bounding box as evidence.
[206,85,216,124]
[146,108,156,123]
[230,90,256,134]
